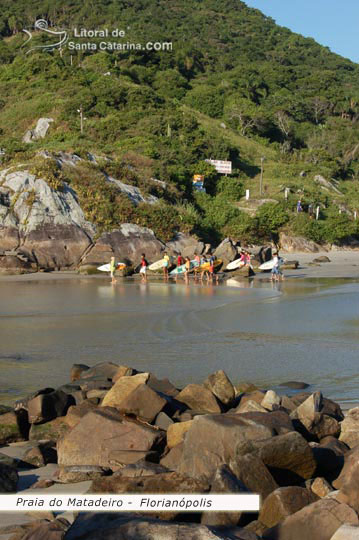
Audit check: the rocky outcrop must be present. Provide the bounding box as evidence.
[166,232,205,258]
[279,232,326,253]
[80,224,165,267]
[0,169,94,270]
[23,118,54,143]
[213,237,237,267]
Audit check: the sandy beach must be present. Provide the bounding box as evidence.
[0,249,358,282]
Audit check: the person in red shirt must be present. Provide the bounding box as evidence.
[140,253,148,283]
[177,253,184,267]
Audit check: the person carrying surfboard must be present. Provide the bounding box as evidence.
[109,256,117,284]
[271,252,284,282]
[208,253,215,282]
[140,253,148,283]
[177,253,184,267]
[184,256,191,284]
[163,252,170,280]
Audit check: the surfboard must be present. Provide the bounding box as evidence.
[169,259,199,275]
[148,259,166,271]
[197,259,222,272]
[259,258,285,271]
[226,258,245,270]
[97,262,126,272]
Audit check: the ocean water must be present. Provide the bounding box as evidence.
[1,276,359,407]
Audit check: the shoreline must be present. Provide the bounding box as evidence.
[0,250,358,282]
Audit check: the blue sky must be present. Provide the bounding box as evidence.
[244,0,359,63]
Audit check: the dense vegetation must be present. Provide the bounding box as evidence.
[1,0,359,244]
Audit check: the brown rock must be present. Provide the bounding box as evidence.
[333,446,359,513]
[237,431,317,483]
[63,400,98,429]
[262,498,358,540]
[101,373,149,408]
[147,374,180,398]
[236,410,294,436]
[80,362,119,381]
[259,486,318,528]
[23,442,57,467]
[31,478,55,489]
[155,412,174,431]
[91,470,208,495]
[27,390,75,424]
[178,413,274,481]
[280,395,297,413]
[202,464,247,527]
[230,453,278,500]
[339,407,359,448]
[239,390,266,406]
[56,465,110,483]
[176,384,222,413]
[57,407,165,469]
[160,443,184,470]
[234,400,268,414]
[112,365,134,382]
[70,364,89,381]
[167,421,193,449]
[203,370,235,406]
[111,461,169,478]
[261,390,281,411]
[21,518,69,540]
[63,513,241,540]
[107,383,166,422]
[311,477,333,498]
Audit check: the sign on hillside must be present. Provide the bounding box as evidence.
[205,159,232,174]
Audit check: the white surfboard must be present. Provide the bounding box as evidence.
[226,258,245,270]
[97,262,125,272]
[148,259,166,271]
[259,258,285,271]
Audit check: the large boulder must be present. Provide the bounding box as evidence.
[339,407,359,448]
[291,392,341,440]
[104,383,166,422]
[178,413,275,481]
[27,390,75,424]
[23,117,54,142]
[230,453,278,500]
[236,431,317,484]
[201,465,247,527]
[333,447,359,513]
[65,513,252,540]
[167,421,193,449]
[259,486,318,528]
[175,384,222,413]
[80,362,119,381]
[81,224,165,266]
[262,498,359,540]
[203,370,235,406]
[213,238,237,267]
[0,254,33,274]
[165,232,205,258]
[235,411,294,436]
[57,408,165,469]
[101,373,149,408]
[0,169,95,269]
[279,232,325,253]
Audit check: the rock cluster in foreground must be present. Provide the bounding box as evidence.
[1,363,359,539]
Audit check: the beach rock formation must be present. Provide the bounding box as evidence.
[2,362,359,539]
[23,117,54,143]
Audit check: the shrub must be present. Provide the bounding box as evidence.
[256,202,289,237]
[134,202,180,242]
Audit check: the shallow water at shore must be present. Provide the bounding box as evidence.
[1,275,359,407]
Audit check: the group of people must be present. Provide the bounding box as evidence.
[141,252,218,284]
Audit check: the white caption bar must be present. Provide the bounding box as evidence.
[0,494,260,512]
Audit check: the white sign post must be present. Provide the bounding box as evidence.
[246,189,250,200]
[205,159,232,175]
[316,206,320,220]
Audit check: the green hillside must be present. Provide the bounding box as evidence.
[1,0,359,245]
